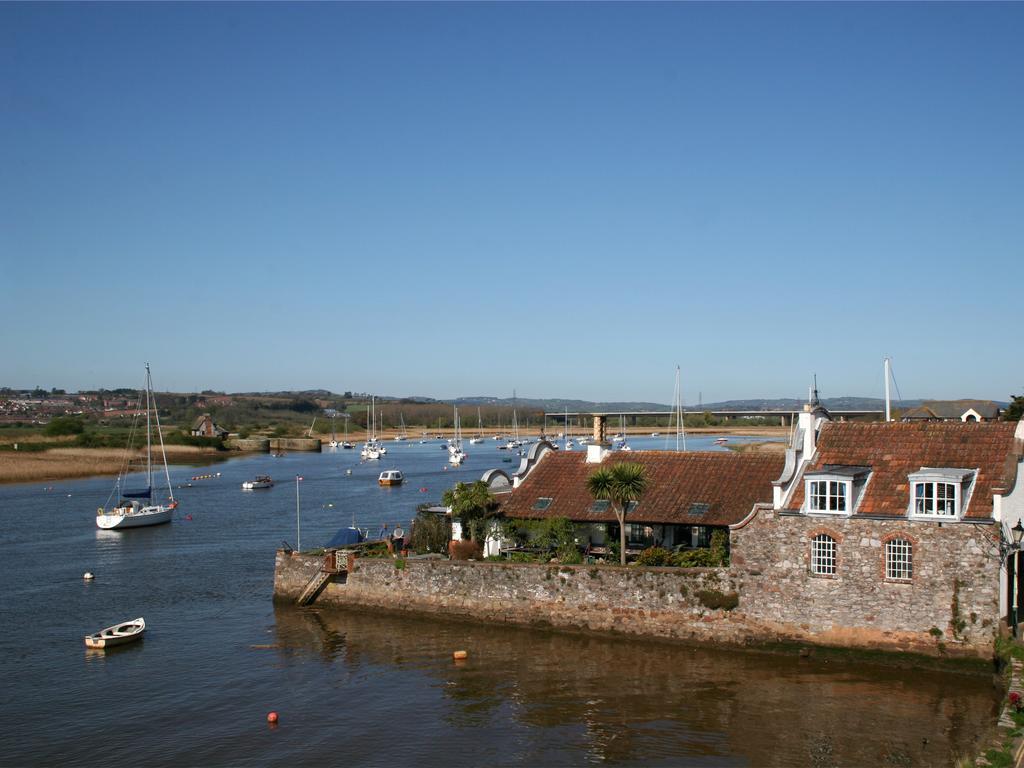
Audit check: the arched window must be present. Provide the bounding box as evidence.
[885,538,913,581]
[810,534,837,576]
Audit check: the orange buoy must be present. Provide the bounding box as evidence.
[267,711,278,724]
[453,650,468,660]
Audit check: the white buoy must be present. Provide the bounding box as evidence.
[83,572,95,580]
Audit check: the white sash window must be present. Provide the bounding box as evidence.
[907,469,974,520]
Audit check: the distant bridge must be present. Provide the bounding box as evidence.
[545,410,885,428]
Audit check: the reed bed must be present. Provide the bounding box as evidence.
[0,446,224,484]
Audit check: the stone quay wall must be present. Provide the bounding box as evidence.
[225,437,271,452]
[730,506,1001,655]
[274,551,747,645]
[275,512,1002,658]
[269,438,322,452]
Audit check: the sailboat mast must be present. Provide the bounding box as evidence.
[149,364,174,503]
[145,364,152,491]
[674,365,687,452]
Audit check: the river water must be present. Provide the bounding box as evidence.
[0,436,999,766]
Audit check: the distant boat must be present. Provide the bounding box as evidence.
[84,617,145,649]
[394,413,409,441]
[96,364,176,530]
[715,437,729,446]
[378,470,404,486]
[242,475,274,490]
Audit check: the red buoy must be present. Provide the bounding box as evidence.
[267,711,278,724]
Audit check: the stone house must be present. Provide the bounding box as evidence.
[489,442,783,555]
[900,399,1002,422]
[191,413,228,438]
[731,404,1024,654]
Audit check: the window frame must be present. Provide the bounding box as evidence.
[805,478,851,515]
[884,537,913,582]
[810,533,838,577]
[907,468,975,520]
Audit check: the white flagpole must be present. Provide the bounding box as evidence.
[295,475,301,551]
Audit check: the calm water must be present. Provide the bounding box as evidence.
[0,436,999,766]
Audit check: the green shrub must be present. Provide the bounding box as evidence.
[557,546,583,565]
[44,416,85,436]
[508,552,539,563]
[634,547,673,567]
[163,432,225,449]
[709,529,730,565]
[408,511,451,554]
[671,549,717,567]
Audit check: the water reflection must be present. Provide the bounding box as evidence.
[274,605,997,767]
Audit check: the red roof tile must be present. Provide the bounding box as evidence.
[499,450,784,526]
[786,421,1021,518]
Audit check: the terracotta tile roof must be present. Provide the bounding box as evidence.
[499,450,784,527]
[786,421,1021,519]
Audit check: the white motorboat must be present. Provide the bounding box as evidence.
[378,470,404,486]
[96,365,176,530]
[84,617,146,649]
[242,475,274,490]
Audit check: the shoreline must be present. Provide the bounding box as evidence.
[0,446,236,485]
[0,425,789,485]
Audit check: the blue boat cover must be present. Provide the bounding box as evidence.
[122,488,152,499]
[326,527,364,548]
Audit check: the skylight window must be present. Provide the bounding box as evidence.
[533,497,553,511]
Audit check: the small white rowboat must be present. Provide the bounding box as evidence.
[84,617,146,649]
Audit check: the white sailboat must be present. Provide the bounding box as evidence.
[361,397,382,460]
[96,364,177,530]
[469,408,484,444]
[328,412,339,448]
[394,412,409,441]
[341,413,353,449]
[448,406,466,465]
[564,408,574,451]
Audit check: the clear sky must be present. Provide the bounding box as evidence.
[2,2,1021,404]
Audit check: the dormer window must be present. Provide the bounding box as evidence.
[908,468,975,519]
[804,466,871,515]
[809,480,847,512]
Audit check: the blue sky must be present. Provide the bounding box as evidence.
[2,2,1021,404]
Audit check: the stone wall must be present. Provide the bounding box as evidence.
[274,509,1003,658]
[275,551,747,646]
[225,437,271,452]
[269,438,322,452]
[730,506,1001,655]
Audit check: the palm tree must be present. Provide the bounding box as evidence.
[586,462,649,566]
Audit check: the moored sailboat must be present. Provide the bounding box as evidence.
[95,364,176,530]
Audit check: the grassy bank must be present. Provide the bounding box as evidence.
[0,445,227,484]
